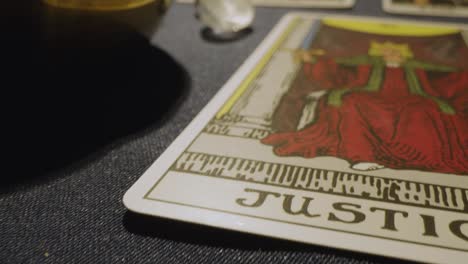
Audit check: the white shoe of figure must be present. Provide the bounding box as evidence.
[351,162,385,171]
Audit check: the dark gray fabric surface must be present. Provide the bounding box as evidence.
[1,1,467,263]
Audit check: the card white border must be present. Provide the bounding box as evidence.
[124,13,468,264]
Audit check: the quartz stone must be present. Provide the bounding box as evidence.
[196,0,254,38]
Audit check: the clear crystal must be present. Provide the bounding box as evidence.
[196,0,254,35]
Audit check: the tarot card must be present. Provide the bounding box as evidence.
[178,0,355,8]
[383,0,468,17]
[124,13,468,263]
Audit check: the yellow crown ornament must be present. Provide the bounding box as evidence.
[368,41,414,59]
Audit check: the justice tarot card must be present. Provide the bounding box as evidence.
[125,13,468,263]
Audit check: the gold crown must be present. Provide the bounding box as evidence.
[368,41,414,58]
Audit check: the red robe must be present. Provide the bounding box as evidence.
[262,58,468,175]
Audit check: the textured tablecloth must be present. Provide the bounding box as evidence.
[1,1,467,263]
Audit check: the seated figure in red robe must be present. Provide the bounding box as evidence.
[261,41,468,175]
